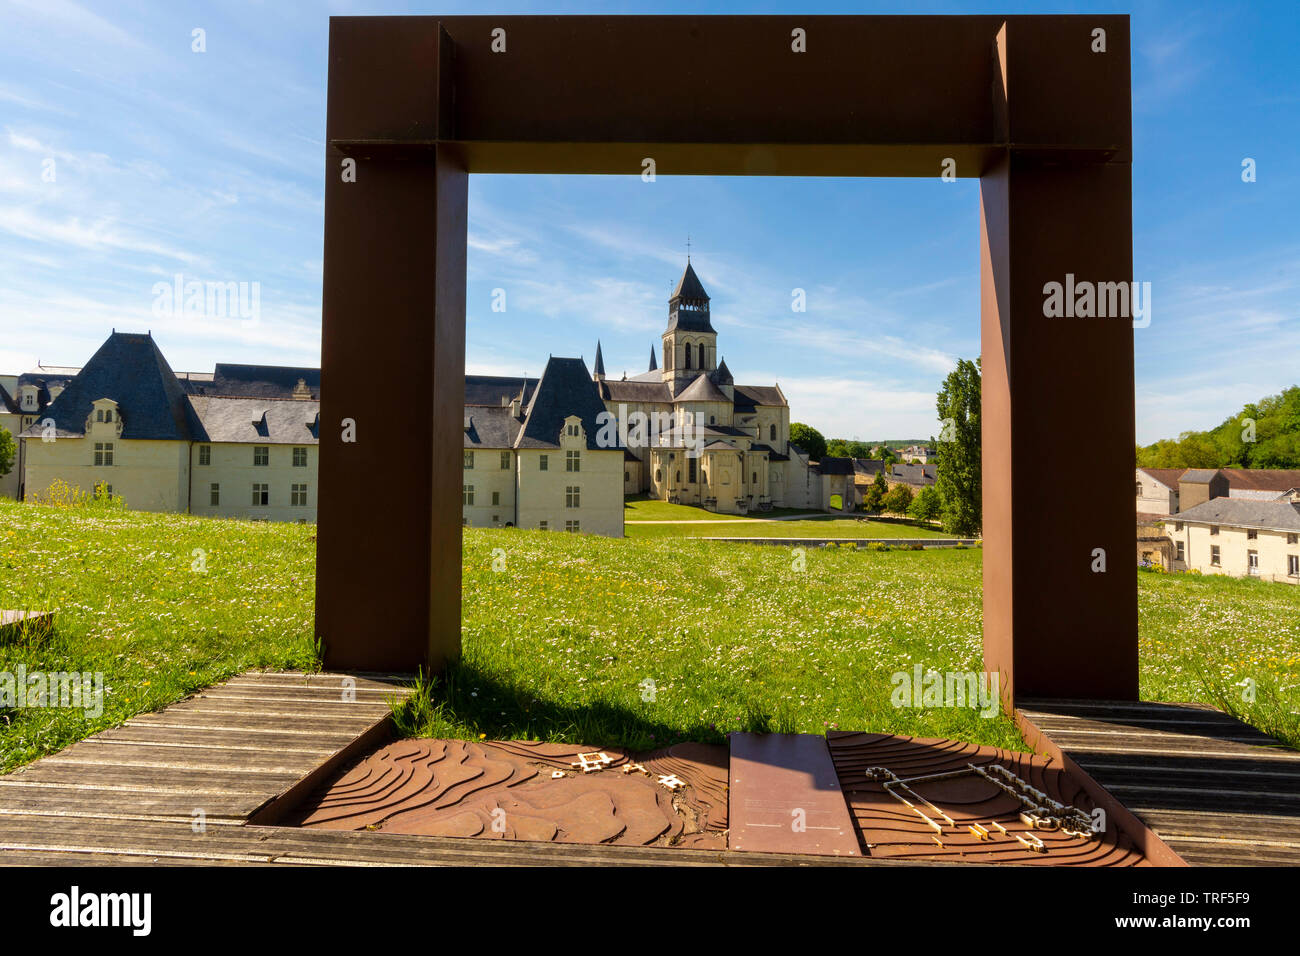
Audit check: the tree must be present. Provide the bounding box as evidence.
[935,357,981,536]
[908,485,942,523]
[0,425,14,480]
[863,471,888,512]
[883,483,913,515]
[788,422,827,462]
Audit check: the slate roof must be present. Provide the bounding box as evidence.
[817,457,855,475]
[648,345,658,372]
[890,463,937,485]
[515,357,611,451]
[464,404,523,449]
[599,379,672,403]
[713,358,733,385]
[0,383,19,415]
[593,341,605,378]
[183,363,321,400]
[1180,468,1222,484]
[465,375,537,407]
[674,373,729,404]
[733,384,784,408]
[20,332,200,441]
[188,396,320,444]
[1174,497,1300,533]
[853,458,885,478]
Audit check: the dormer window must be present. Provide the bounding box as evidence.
[566,423,580,437]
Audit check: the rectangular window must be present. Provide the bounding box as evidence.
[539,520,548,530]
[1209,525,1219,536]
[254,446,269,467]
[1135,481,1142,497]
[94,442,114,466]
[1289,533,1299,545]
[95,483,112,499]
[565,520,580,533]
[291,483,308,507]
[491,491,500,506]
[1289,555,1299,577]
[566,450,580,472]
[210,483,220,506]
[293,447,308,467]
[539,454,548,471]
[462,484,474,506]
[566,486,580,508]
[1248,550,1259,574]
[1247,529,1258,540]
[1175,522,1183,532]
[567,423,580,437]
[252,483,269,506]
[95,409,104,423]
[500,451,510,470]
[688,457,698,483]
[464,451,474,470]
[1175,541,1185,562]
[1211,545,1221,566]
[199,445,211,466]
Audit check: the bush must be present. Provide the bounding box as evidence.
[27,478,127,511]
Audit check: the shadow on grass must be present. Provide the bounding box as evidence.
[389,659,797,751]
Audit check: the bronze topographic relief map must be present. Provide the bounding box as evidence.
[290,738,729,849]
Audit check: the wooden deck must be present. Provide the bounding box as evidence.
[0,671,879,867]
[1018,698,1300,866]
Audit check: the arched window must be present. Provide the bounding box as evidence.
[698,343,705,367]
[655,468,662,483]
[752,472,757,484]
[675,471,681,483]
[769,424,776,441]
[684,345,693,369]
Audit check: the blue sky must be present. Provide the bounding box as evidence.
[1,0,1296,443]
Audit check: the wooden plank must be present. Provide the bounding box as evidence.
[0,784,252,820]
[40,742,325,774]
[3,762,304,793]
[89,726,360,752]
[728,733,860,857]
[126,712,387,735]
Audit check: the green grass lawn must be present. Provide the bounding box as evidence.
[625,518,952,540]
[1,498,1296,773]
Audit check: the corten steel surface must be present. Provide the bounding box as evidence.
[826,732,1148,865]
[290,738,729,849]
[317,14,1137,701]
[729,732,860,856]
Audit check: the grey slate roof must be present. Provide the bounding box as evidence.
[184,363,321,400]
[713,359,733,385]
[1180,468,1221,483]
[593,341,605,378]
[674,373,729,404]
[648,345,658,372]
[600,379,672,403]
[515,357,611,451]
[20,332,200,441]
[890,463,937,485]
[1175,497,1300,532]
[733,384,784,408]
[0,383,18,415]
[464,404,523,449]
[465,375,536,407]
[817,457,855,475]
[188,396,320,444]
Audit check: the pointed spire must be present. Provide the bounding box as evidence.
[648,344,658,371]
[593,340,605,379]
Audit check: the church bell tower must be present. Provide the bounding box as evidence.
[662,259,717,391]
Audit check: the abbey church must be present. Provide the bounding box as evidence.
[593,260,820,513]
